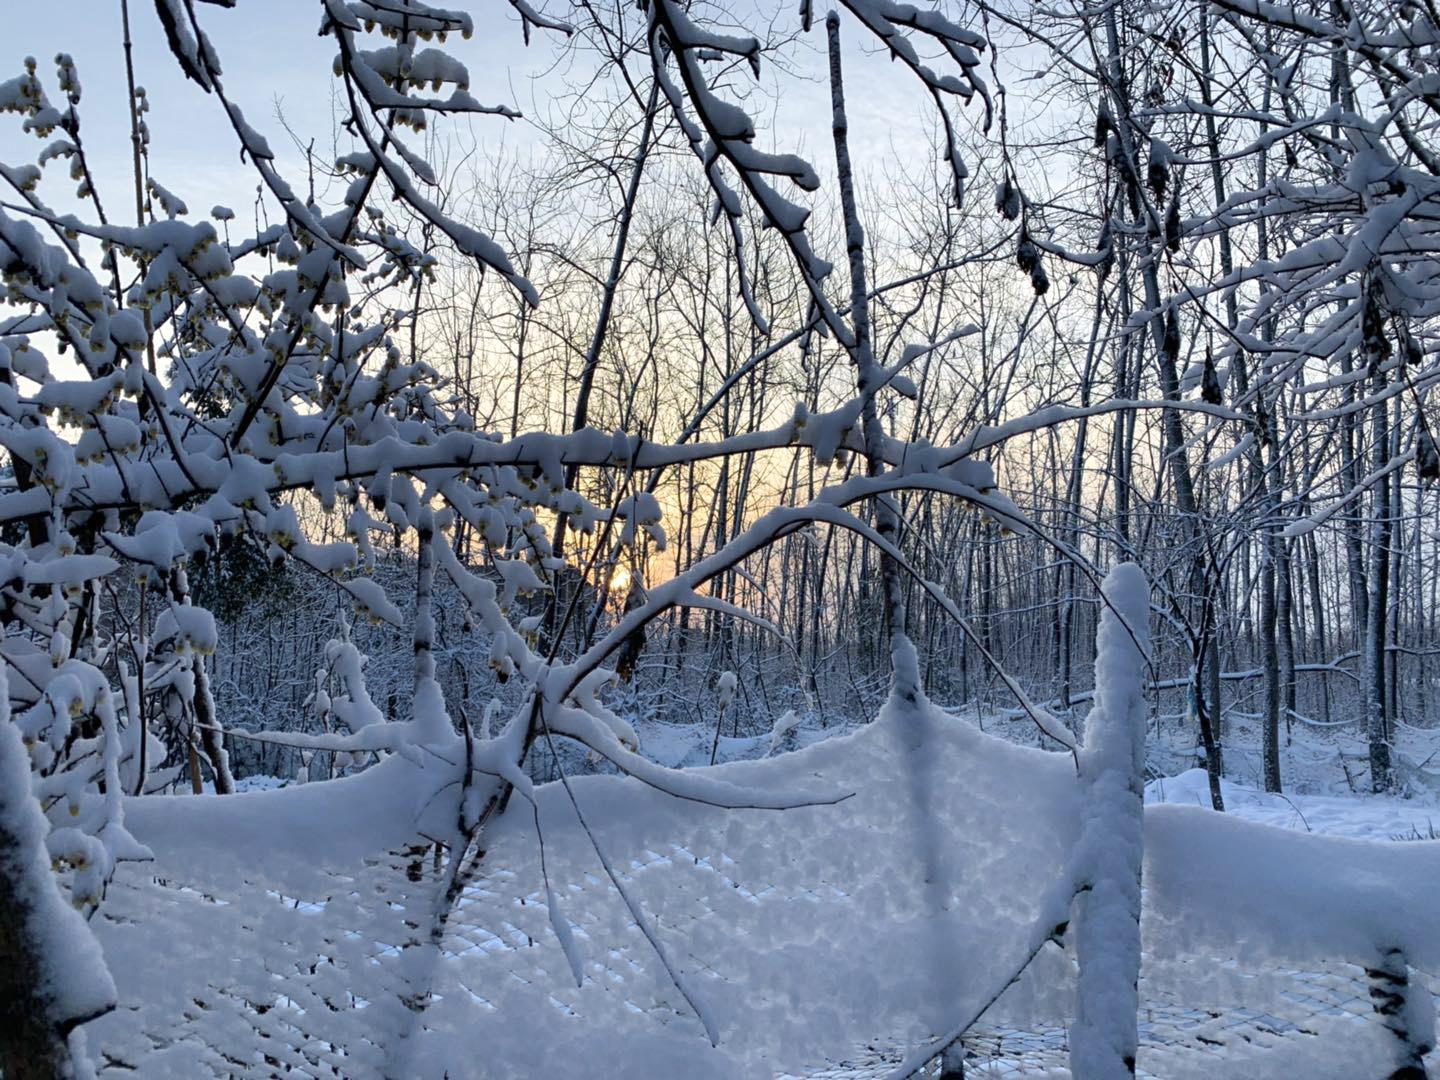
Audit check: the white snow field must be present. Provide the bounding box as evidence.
[88,697,1440,1078]
[1147,767,1440,841]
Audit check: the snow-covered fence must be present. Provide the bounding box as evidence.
[82,568,1440,1079]
[86,730,1440,1079]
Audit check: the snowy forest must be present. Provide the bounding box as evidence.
[2,0,1439,1075]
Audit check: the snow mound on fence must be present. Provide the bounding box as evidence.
[88,696,1440,1077]
[1146,805,1440,970]
[92,700,1083,1077]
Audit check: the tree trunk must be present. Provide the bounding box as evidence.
[828,14,916,698]
[1366,426,1393,792]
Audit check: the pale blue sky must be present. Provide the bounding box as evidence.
[3,1,1003,232]
[3,0,568,220]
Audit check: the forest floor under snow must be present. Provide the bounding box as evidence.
[219,708,1440,843]
[1144,767,1440,840]
[629,708,1440,842]
[1143,714,1440,839]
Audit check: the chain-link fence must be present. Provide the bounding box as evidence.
[86,716,1440,1078]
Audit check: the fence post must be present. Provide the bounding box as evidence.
[1367,946,1434,1079]
[1070,563,1150,1079]
[938,1039,965,1077]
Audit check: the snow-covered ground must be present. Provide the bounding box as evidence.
[632,718,840,769]
[629,707,1440,842]
[915,699,1440,840]
[1146,768,1440,841]
[219,710,1440,844]
[1143,715,1440,840]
